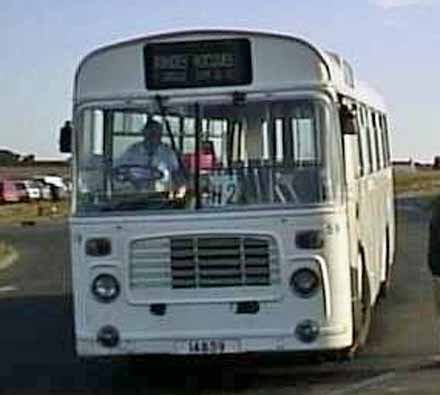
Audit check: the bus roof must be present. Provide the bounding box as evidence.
[74,29,387,112]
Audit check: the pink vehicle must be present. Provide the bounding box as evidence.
[0,180,21,203]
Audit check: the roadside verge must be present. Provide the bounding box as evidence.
[0,242,18,272]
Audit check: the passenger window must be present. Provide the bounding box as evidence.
[373,113,384,170]
[378,115,384,166]
[368,110,378,173]
[362,107,373,174]
[356,106,366,176]
[381,115,390,167]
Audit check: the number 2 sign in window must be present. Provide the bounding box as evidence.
[205,174,239,207]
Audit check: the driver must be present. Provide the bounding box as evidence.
[114,119,184,192]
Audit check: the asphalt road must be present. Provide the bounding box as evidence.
[0,203,437,394]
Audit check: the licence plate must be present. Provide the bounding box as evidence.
[175,339,239,355]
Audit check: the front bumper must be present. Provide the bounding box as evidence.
[76,324,350,356]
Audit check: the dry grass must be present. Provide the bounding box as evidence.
[0,241,14,260]
[0,201,68,224]
[393,170,440,196]
[0,241,18,273]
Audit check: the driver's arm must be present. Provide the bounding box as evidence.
[164,147,186,187]
[114,143,141,167]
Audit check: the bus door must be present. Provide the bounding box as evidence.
[340,103,362,296]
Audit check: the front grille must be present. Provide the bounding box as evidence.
[171,236,274,289]
[129,235,279,291]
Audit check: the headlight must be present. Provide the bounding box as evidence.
[290,268,320,298]
[91,274,120,303]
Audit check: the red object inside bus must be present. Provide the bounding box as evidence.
[182,142,218,172]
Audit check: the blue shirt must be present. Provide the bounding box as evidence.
[115,142,184,190]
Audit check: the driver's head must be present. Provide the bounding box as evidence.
[142,119,163,147]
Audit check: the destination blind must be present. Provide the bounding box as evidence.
[144,39,252,90]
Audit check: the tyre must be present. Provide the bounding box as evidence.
[356,269,372,349]
[379,232,392,299]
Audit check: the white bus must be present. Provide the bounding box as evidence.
[60,30,395,358]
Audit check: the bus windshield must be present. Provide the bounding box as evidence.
[75,98,342,214]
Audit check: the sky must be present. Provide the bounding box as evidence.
[1,0,439,160]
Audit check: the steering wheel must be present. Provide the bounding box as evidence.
[113,164,165,189]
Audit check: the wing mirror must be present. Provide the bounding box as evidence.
[59,121,73,153]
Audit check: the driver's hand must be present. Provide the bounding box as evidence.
[113,165,163,182]
[129,167,152,179]
[113,166,128,182]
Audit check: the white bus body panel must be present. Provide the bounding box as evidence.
[71,208,353,356]
[74,30,386,112]
[75,31,331,103]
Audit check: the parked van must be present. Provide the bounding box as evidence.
[33,180,52,200]
[23,180,42,200]
[33,176,67,200]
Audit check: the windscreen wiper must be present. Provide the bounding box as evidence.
[154,95,201,209]
[155,95,180,156]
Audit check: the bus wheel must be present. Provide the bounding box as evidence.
[355,267,372,350]
[349,256,372,355]
[379,263,391,300]
[379,234,392,299]
[333,257,372,363]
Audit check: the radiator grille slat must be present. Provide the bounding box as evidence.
[170,236,273,289]
[129,235,278,291]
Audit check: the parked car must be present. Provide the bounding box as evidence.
[11,181,29,202]
[32,180,52,200]
[22,180,41,200]
[0,180,21,203]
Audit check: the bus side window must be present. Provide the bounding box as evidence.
[386,116,392,166]
[355,104,365,177]
[367,109,378,173]
[378,113,385,170]
[381,114,390,167]
[373,112,384,170]
[361,106,373,175]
